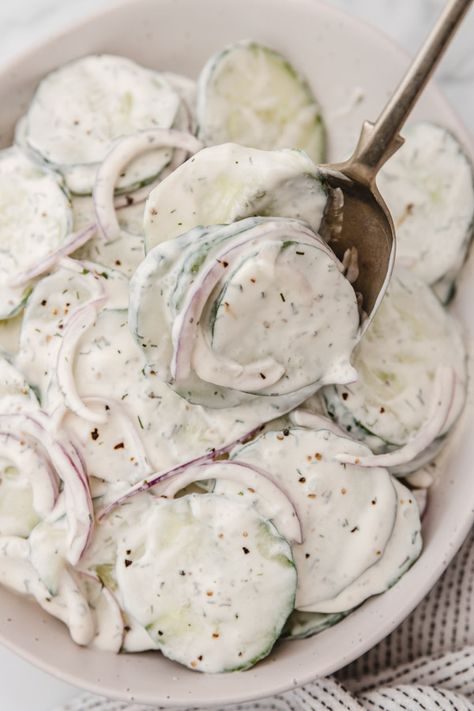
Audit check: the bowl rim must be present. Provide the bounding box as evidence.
[0,0,473,705]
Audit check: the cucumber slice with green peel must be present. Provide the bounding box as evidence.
[321,269,467,456]
[115,493,296,672]
[378,122,474,288]
[312,479,422,614]
[144,142,327,250]
[282,610,348,640]
[214,428,398,610]
[0,147,72,319]
[197,41,325,163]
[24,55,181,195]
[132,216,359,410]
[16,264,128,404]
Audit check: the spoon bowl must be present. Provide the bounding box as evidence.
[322,0,472,323]
[320,164,395,319]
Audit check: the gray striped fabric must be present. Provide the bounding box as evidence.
[55,528,474,711]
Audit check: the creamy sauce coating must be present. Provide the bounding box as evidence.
[0,46,469,672]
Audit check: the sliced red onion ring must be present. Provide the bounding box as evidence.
[0,431,59,516]
[156,459,302,543]
[56,298,108,425]
[94,128,203,243]
[97,424,263,520]
[192,319,285,391]
[171,220,326,384]
[7,225,97,289]
[0,412,93,564]
[335,366,456,468]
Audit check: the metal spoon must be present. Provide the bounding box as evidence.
[320,0,472,323]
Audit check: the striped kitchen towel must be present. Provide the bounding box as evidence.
[55,527,474,711]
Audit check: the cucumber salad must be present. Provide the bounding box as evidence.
[0,43,472,673]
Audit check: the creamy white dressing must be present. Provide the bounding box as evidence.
[0,47,469,671]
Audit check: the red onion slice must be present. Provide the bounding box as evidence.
[7,226,97,289]
[0,412,93,564]
[335,366,456,468]
[97,425,263,520]
[56,298,108,425]
[171,220,324,384]
[157,459,302,543]
[0,431,59,516]
[94,128,203,244]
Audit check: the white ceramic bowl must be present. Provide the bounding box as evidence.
[0,0,473,706]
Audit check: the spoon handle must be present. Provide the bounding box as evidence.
[346,0,472,184]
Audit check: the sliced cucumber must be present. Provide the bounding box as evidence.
[313,479,421,613]
[214,428,398,610]
[0,147,72,319]
[16,263,128,404]
[197,41,325,163]
[24,55,181,195]
[378,122,474,289]
[115,493,296,672]
[321,269,467,457]
[132,217,359,411]
[144,142,327,249]
[282,610,347,640]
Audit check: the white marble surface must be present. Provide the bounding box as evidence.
[0,1,473,710]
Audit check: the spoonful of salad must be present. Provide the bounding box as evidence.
[320,0,472,322]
